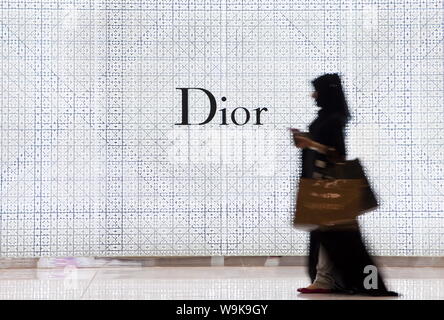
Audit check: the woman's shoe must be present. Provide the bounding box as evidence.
[297,287,333,294]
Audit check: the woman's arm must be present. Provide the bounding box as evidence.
[309,141,345,162]
[293,134,345,162]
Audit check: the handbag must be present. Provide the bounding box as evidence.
[293,158,378,229]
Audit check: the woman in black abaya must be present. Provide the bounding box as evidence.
[292,73,398,296]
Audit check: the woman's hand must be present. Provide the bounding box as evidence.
[290,128,330,152]
[291,129,341,160]
[293,133,315,149]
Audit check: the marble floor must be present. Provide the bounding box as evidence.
[0,266,442,300]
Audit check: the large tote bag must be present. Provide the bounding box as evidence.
[293,158,378,229]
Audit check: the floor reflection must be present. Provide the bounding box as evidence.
[0,266,442,300]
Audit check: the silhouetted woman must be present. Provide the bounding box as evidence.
[292,73,398,296]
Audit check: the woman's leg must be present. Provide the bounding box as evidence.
[312,244,336,289]
[302,230,336,291]
[319,227,392,294]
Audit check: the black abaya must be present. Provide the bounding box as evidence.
[302,109,396,296]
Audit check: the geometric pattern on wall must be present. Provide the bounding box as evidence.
[0,0,443,257]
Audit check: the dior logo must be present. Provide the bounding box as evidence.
[175,88,269,126]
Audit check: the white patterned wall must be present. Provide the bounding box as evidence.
[0,0,443,257]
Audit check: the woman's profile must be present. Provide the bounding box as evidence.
[292,73,398,296]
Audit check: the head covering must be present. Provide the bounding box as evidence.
[311,73,351,122]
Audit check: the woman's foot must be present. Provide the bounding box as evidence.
[297,284,333,294]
